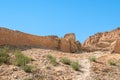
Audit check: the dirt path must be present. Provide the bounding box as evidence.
[73,58,91,80]
[73,51,107,80]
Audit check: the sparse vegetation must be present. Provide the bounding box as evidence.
[0,46,32,66]
[0,52,9,65]
[47,54,57,66]
[60,57,80,71]
[13,49,32,66]
[0,46,33,73]
[89,56,97,62]
[108,60,116,66]
[0,46,10,65]
[60,57,71,65]
[70,61,80,71]
[24,78,32,80]
[23,65,34,73]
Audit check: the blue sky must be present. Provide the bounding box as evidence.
[0,0,120,43]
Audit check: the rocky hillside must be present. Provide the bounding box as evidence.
[83,27,120,53]
[1,46,120,80]
[0,27,81,53]
[0,27,120,80]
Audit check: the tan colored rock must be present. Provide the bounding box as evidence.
[69,40,78,53]
[111,39,120,53]
[60,38,71,52]
[60,33,81,52]
[95,42,110,48]
[0,27,81,53]
[76,41,82,50]
[83,27,120,52]
[0,28,59,49]
[64,33,76,41]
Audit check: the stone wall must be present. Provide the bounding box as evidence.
[0,27,81,53]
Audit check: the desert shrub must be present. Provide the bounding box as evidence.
[70,61,79,71]
[24,77,33,80]
[108,60,116,66]
[0,51,9,65]
[1,46,10,52]
[47,54,57,66]
[23,65,34,73]
[89,56,97,62]
[0,47,10,65]
[0,46,34,74]
[60,57,71,65]
[14,49,32,66]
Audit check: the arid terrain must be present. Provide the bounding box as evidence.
[0,27,120,80]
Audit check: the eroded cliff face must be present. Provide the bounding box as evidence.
[60,33,81,53]
[83,27,120,53]
[0,27,81,53]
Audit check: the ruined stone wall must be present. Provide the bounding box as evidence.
[0,28,81,53]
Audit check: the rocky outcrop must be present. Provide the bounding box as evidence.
[83,27,120,53]
[111,39,120,53]
[60,33,81,52]
[0,27,81,53]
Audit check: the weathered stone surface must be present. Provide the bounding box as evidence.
[0,27,81,53]
[83,27,120,52]
[60,38,71,52]
[64,33,76,41]
[0,28,59,49]
[70,40,78,53]
[60,33,81,52]
[95,42,110,48]
[111,39,120,53]
[76,41,81,51]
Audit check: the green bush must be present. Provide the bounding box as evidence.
[108,60,116,66]
[60,57,71,65]
[14,50,32,66]
[23,65,33,73]
[0,46,34,74]
[0,52,9,65]
[0,47,10,65]
[70,61,79,71]
[24,78,32,80]
[89,56,97,62]
[47,54,57,66]
[1,46,10,53]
